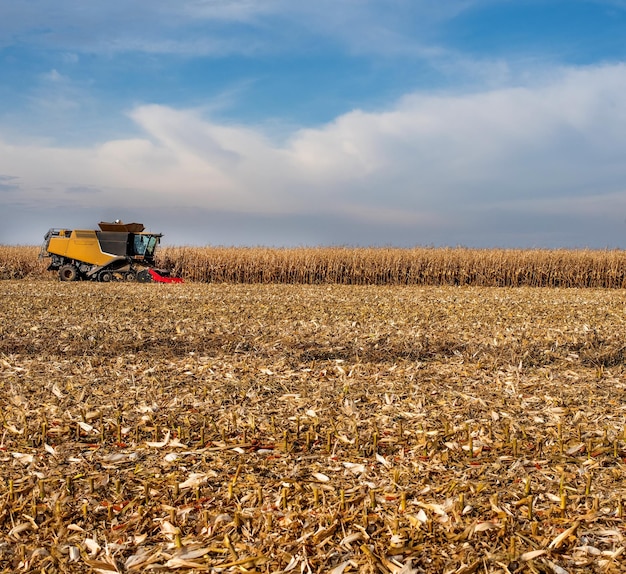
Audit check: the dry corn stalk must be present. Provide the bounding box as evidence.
[0,281,625,572]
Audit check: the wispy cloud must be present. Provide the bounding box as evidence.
[0,0,479,57]
[0,175,20,193]
[66,186,102,194]
[31,69,83,112]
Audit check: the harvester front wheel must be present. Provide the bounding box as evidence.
[59,264,78,282]
[98,271,112,282]
[124,271,137,282]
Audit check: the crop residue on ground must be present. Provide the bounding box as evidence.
[1,282,625,573]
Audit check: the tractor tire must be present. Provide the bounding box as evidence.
[98,270,112,282]
[59,264,78,282]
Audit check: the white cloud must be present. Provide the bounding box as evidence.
[2,63,626,245]
[42,69,65,83]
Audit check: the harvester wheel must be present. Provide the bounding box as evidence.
[124,271,137,281]
[136,269,152,283]
[98,271,112,282]
[59,264,78,282]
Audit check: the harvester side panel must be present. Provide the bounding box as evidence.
[46,230,117,267]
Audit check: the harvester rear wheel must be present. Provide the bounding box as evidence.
[59,264,78,282]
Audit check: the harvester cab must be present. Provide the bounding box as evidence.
[40,221,183,283]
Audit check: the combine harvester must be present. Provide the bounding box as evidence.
[41,221,183,283]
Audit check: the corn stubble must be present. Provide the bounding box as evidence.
[1,281,626,573]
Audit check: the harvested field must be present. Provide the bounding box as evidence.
[1,281,626,573]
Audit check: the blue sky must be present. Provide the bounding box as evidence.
[2,0,626,247]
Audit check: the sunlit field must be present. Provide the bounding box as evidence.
[1,280,625,573]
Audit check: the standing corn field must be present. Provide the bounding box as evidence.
[4,244,626,287]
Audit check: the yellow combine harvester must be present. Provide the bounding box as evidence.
[41,221,183,283]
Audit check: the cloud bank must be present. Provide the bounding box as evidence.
[2,63,626,246]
